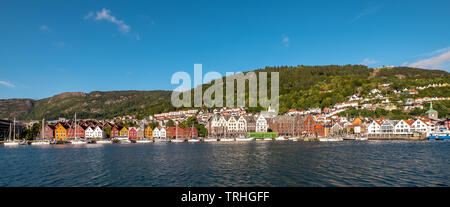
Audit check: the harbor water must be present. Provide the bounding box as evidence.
[1,141,449,186]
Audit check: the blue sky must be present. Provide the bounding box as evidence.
[1,0,450,99]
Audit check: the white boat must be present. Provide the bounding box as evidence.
[31,141,50,145]
[154,138,169,142]
[3,141,20,146]
[204,138,218,142]
[96,140,112,144]
[236,137,255,141]
[275,136,287,141]
[319,137,343,142]
[288,137,299,141]
[136,140,152,144]
[70,140,87,144]
[3,118,19,146]
[188,139,200,142]
[355,137,368,141]
[263,138,273,141]
[219,138,235,142]
[171,139,185,143]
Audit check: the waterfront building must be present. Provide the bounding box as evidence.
[54,123,68,141]
[367,120,383,135]
[411,118,435,136]
[255,115,268,132]
[42,125,55,139]
[144,125,153,139]
[380,120,397,134]
[159,127,167,139]
[129,127,137,139]
[153,127,160,138]
[93,126,106,138]
[303,115,316,136]
[111,126,120,138]
[85,126,95,138]
[136,127,144,139]
[330,123,344,135]
[120,127,129,137]
[270,115,295,136]
[394,120,414,135]
[183,126,190,138]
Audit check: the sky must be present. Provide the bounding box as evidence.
[1,0,450,99]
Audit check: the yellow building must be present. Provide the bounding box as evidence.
[120,127,129,137]
[144,125,153,139]
[55,123,68,141]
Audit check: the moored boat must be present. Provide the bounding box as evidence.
[235,137,255,141]
[203,138,218,142]
[96,140,113,144]
[31,141,51,145]
[171,139,185,143]
[219,138,234,142]
[275,136,287,141]
[136,140,152,144]
[188,139,200,142]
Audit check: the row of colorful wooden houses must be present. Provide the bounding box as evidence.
[42,121,198,141]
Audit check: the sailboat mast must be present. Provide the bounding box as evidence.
[13,117,16,141]
[74,113,77,139]
[42,118,45,140]
[8,123,11,141]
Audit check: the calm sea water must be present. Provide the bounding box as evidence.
[1,141,449,187]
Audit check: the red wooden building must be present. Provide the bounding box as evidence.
[110,126,120,138]
[129,127,137,139]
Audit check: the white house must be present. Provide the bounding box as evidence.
[411,119,435,136]
[367,120,382,135]
[159,127,167,139]
[237,116,247,133]
[93,126,106,138]
[394,120,413,135]
[256,115,268,132]
[153,127,160,138]
[85,126,95,138]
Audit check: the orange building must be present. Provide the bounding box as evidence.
[54,123,68,141]
[144,125,153,139]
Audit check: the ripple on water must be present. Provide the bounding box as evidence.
[1,141,450,186]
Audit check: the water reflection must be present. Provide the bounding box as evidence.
[0,141,449,186]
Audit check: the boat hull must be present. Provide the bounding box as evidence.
[236,138,255,141]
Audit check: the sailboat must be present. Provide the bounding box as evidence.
[4,118,20,146]
[171,124,184,143]
[31,119,51,145]
[188,124,200,142]
[219,126,234,142]
[70,113,87,145]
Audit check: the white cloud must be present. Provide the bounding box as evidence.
[281,35,290,47]
[354,4,382,21]
[0,81,16,88]
[40,25,51,32]
[360,58,378,66]
[85,8,131,34]
[409,49,450,69]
